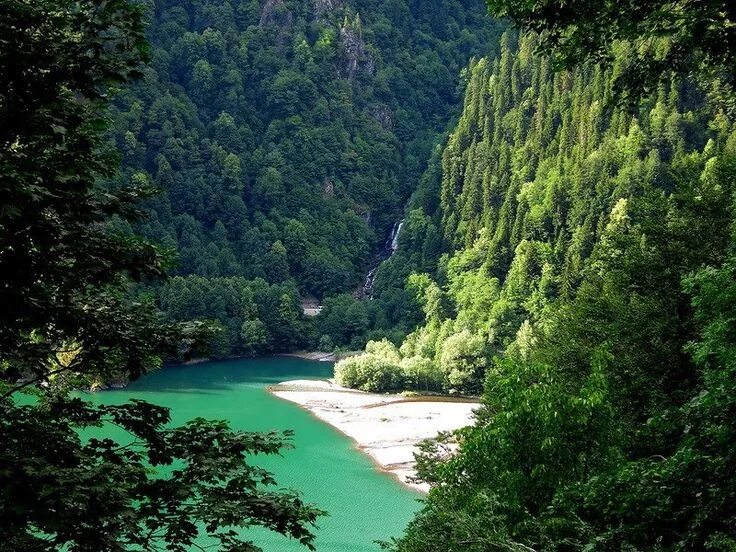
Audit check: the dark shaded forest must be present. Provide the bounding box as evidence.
[105,0,504,356]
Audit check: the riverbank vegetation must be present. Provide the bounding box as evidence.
[157,275,308,357]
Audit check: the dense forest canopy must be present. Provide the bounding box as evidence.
[354,26,736,552]
[109,0,505,356]
[109,2,499,286]
[485,0,736,103]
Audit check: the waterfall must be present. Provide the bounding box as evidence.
[390,221,403,251]
[360,219,404,300]
[361,265,380,299]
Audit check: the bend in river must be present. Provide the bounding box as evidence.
[84,357,421,551]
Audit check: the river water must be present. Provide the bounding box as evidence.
[83,357,421,551]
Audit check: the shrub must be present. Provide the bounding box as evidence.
[335,353,404,392]
[334,356,361,388]
[401,356,443,392]
[365,339,402,364]
[318,334,335,352]
[438,330,488,394]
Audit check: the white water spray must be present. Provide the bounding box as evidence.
[360,219,404,299]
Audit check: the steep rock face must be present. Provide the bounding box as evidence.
[365,104,394,130]
[259,0,293,28]
[313,0,341,17]
[322,178,335,198]
[259,0,293,51]
[339,15,373,79]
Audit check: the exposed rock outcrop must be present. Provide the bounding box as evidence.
[365,104,394,130]
[339,14,373,79]
[323,178,335,197]
[313,0,342,17]
[259,0,293,29]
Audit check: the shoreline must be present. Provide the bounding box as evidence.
[268,379,480,493]
[279,351,337,362]
[179,350,361,365]
[89,352,345,391]
[279,350,362,362]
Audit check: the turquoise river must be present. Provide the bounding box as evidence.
[84,357,422,551]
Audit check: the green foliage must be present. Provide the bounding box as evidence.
[0,0,168,387]
[1,398,323,552]
[108,0,504,302]
[315,293,370,350]
[158,276,308,358]
[386,30,736,551]
[437,330,488,394]
[334,339,407,392]
[400,355,444,393]
[337,328,491,395]
[241,319,269,355]
[0,1,321,549]
[485,0,736,104]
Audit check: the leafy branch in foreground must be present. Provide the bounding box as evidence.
[1,397,324,552]
[486,0,736,103]
[0,1,323,549]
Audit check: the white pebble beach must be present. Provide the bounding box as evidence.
[269,379,480,493]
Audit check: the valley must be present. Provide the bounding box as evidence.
[4,0,736,550]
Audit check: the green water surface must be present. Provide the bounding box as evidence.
[85,357,421,551]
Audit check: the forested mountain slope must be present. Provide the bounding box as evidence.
[340,32,736,550]
[339,32,734,394]
[107,0,501,299]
